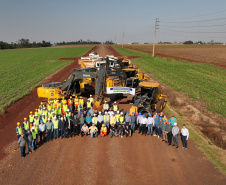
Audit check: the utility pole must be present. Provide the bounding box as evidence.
[122,32,125,48]
[152,18,159,57]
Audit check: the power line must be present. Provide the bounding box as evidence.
[160,23,226,28]
[161,17,226,24]
[160,28,226,33]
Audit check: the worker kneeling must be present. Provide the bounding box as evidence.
[110,123,117,138]
[89,123,98,138]
[100,124,107,137]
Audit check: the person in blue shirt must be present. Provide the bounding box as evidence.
[85,113,92,127]
[154,115,160,138]
[169,115,177,126]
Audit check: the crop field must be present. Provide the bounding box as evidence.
[124,44,226,68]
[0,47,92,113]
[113,46,226,117]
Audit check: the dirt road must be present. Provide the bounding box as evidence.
[0,45,225,185]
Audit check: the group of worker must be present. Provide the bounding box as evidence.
[16,95,189,158]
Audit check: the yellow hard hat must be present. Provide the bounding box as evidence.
[30,111,33,114]
[24,117,27,120]
[62,97,65,99]
[70,96,72,98]
[41,102,43,105]
[75,96,77,98]
[17,122,20,125]
[80,96,82,98]
[102,124,105,127]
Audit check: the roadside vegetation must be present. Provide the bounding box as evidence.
[0,47,91,113]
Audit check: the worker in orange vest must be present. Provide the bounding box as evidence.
[68,96,73,112]
[74,96,79,111]
[100,124,107,137]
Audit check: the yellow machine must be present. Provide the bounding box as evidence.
[129,82,167,114]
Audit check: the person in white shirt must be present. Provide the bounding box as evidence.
[97,112,103,134]
[137,112,143,134]
[181,124,189,149]
[147,114,154,135]
[108,108,114,117]
[141,114,148,136]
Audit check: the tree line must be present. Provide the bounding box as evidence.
[55,40,115,45]
[0,39,52,49]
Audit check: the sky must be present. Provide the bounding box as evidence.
[0,0,226,44]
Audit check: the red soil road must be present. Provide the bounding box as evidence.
[0,45,226,185]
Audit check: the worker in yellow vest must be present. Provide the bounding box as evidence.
[112,101,118,113]
[57,100,61,109]
[79,96,84,106]
[42,114,47,124]
[74,96,79,111]
[89,95,94,104]
[34,115,40,128]
[31,128,37,150]
[34,109,38,117]
[103,112,110,132]
[16,122,23,140]
[62,104,68,115]
[38,106,43,119]
[86,99,92,112]
[53,117,59,139]
[61,97,67,105]
[100,124,107,137]
[42,107,48,117]
[115,111,120,127]
[47,98,51,104]
[53,99,57,109]
[40,102,44,109]
[92,114,98,125]
[48,109,52,118]
[77,103,83,118]
[53,98,58,104]
[68,96,73,112]
[119,112,125,129]
[56,106,61,116]
[110,113,116,126]
[23,117,29,136]
[47,102,52,111]
[29,111,34,129]
[103,100,109,111]
[66,109,71,118]
[32,124,39,147]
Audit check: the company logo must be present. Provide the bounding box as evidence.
[83,74,91,77]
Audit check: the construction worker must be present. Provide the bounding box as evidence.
[141,114,147,136]
[34,109,38,117]
[40,102,44,109]
[115,111,120,127]
[47,102,52,111]
[137,112,143,134]
[29,111,34,128]
[108,108,114,117]
[18,133,27,158]
[117,124,124,138]
[62,103,68,115]
[32,124,39,146]
[66,109,71,118]
[56,100,61,109]
[110,113,116,127]
[16,122,23,140]
[39,120,46,145]
[46,118,53,142]
[89,123,98,138]
[89,106,95,116]
[85,112,92,127]
[42,107,48,117]
[72,115,80,136]
[103,100,109,111]
[103,112,110,132]
[53,117,59,139]
[77,102,83,118]
[47,109,52,118]
[23,117,29,136]
[53,98,58,105]
[38,106,43,119]
[100,124,107,137]
[42,114,47,124]
[61,97,67,105]
[125,125,132,137]
[92,114,98,125]
[81,123,89,137]
[97,111,103,133]
[119,112,125,129]
[79,96,84,106]
[86,99,92,112]
[31,128,37,151]
[47,98,51,105]
[68,96,73,112]
[131,112,136,133]
[124,112,131,127]
[34,115,40,128]
[74,96,79,111]
[110,123,117,138]
[89,94,94,104]
[56,105,61,116]
[112,101,118,113]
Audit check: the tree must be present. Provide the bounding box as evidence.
[183,40,193,44]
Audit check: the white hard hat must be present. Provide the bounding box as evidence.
[67,109,69,111]
[48,109,51,111]
[60,117,63,120]
[90,95,92,96]
[120,112,123,114]
[43,107,46,109]
[99,111,101,114]
[105,111,107,114]
[47,118,50,121]
[117,111,119,113]
[105,100,107,103]
[33,123,36,125]
[114,101,116,103]
[52,112,54,114]
[54,117,57,119]
[174,122,177,126]
[42,113,45,116]
[35,115,38,117]
[94,114,96,116]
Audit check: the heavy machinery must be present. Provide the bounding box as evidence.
[129,82,167,114]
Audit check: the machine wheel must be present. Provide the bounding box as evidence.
[156,100,163,113]
[161,98,166,109]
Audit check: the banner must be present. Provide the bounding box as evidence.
[106,87,136,95]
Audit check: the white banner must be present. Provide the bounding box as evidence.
[106,87,136,95]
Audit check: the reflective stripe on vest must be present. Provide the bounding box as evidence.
[87,102,91,108]
[42,117,47,124]
[74,99,79,104]
[34,127,38,134]
[103,104,109,110]
[66,112,71,118]
[104,115,109,122]
[92,117,97,124]
[16,126,22,135]
[68,99,73,105]
[63,105,67,111]
[23,122,29,130]
[110,117,116,124]
[34,118,39,124]
[53,120,59,129]
[32,131,36,139]
[113,105,118,111]
[29,115,34,123]
[115,114,120,122]
[119,116,124,123]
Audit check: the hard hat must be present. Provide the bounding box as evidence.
[48,102,51,104]
[40,120,43,123]
[88,98,90,100]
[48,109,51,111]
[24,117,27,120]
[142,114,146,117]
[174,122,177,126]
[168,119,171,122]
[117,111,119,113]
[30,111,33,114]
[120,112,123,115]
[126,112,129,115]
[33,123,36,126]
[94,114,96,116]
[35,109,38,111]
[149,114,152,117]
[104,100,107,103]
[81,114,84,116]
[74,115,77,118]
[99,111,101,114]
[114,101,116,103]
[90,95,92,96]
[62,97,64,99]
[80,96,82,98]
[105,111,107,114]
[87,112,90,115]
[35,115,38,117]
[70,96,72,98]
[43,107,46,109]
[112,112,115,115]
[139,112,141,115]
[75,96,77,98]
[156,115,159,118]
[132,112,134,114]
[61,117,63,120]
[163,120,166,122]
[52,112,54,114]
[47,118,50,121]
[41,102,43,104]
[67,109,69,111]
[17,122,20,125]
[42,113,45,116]
[102,124,105,127]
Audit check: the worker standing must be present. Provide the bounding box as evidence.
[92,114,98,125]
[112,101,118,113]
[42,107,48,117]
[169,115,177,127]
[103,112,110,132]
[181,124,189,149]
[68,96,73,112]
[172,123,179,148]
[38,106,43,119]
[97,112,103,134]
[62,103,68,116]
[41,114,47,124]
[39,120,46,145]
[166,120,173,145]
[74,96,79,111]
[124,112,131,128]
[119,112,125,129]
[29,111,34,129]
[23,117,29,136]
[32,124,39,147]
[72,115,80,136]
[130,112,136,133]
[31,129,37,151]
[154,115,160,138]
[137,112,143,134]
[147,114,154,135]
[18,133,27,158]
[34,115,40,128]
[103,100,109,111]
[53,117,59,139]
[79,96,84,106]
[110,113,116,128]
[77,103,83,118]
[46,118,53,142]
[16,122,23,140]
[89,94,94,104]
[162,120,167,141]
[115,111,120,127]
[59,117,67,139]
[85,112,92,127]
[27,130,33,154]
[86,99,92,112]
[141,114,147,136]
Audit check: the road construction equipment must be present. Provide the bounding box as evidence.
[129,82,167,114]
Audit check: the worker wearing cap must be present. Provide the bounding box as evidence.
[72,115,80,136]
[110,113,116,127]
[16,122,23,140]
[131,112,136,133]
[61,97,67,105]
[92,114,98,125]
[154,115,160,138]
[165,120,173,145]
[66,109,71,118]
[137,112,143,134]
[77,102,83,118]
[62,103,68,115]
[115,111,120,127]
[124,112,131,128]
[29,111,34,128]
[38,106,43,119]
[74,96,79,111]
[85,112,92,127]
[42,107,48,117]
[100,124,107,137]
[119,112,125,129]
[86,99,92,112]
[141,114,148,136]
[103,101,109,111]
[97,112,103,134]
[41,113,47,124]
[46,118,53,142]
[172,122,179,148]
[23,117,29,136]
[39,120,46,145]
[147,114,154,135]
[103,112,110,132]
[89,95,94,104]
[68,96,73,112]
[33,115,40,128]
[112,101,118,113]
[79,96,84,106]
[53,117,59,139]
[47,109,52,118]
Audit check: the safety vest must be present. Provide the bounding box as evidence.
[23,121,29,130]
[119,116,125,124]
[63,105,67,112]
[104,115,109,122]
[54,99,58,104]
[115,114,120,122]
[74,98,79,105]
[53,103,57,109]
[90,97,94,103]
[34,118,40,127]
[68,99,73,105]
[79,99,84,105]
[92,117,97,124]
[48,112,52,118]
[78,104,83,112]
[29,115,34,123]
[113,105,118,112]
[43,110,48,117]
[16,126,22,135]
[103,104,109,110]
[87,102,91,108]
[62,99,67,105]
[57,108,61,115]
[38,109,42,117]
[101,127,107,134]
[32,131,36,140]
[42,117,47,124]
[47,105,51,111]
[53,120,59,129]
[34,127,38,134]
[110,116,116,124]
[57,102,61,108]
[66,112,71,118]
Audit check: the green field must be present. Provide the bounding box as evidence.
[0,47,92,113]
[113,46,226,117]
